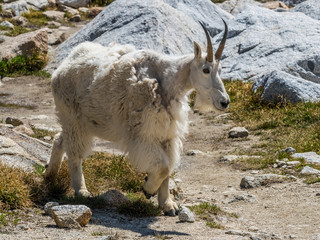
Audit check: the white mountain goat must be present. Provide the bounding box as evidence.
[45,21,230,216]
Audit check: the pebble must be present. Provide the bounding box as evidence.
[5,117,23,127]
[178,206,195,223]
[44,136,52,141]
[228,127,249,138]
[44,202,59,216]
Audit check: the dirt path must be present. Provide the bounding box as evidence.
[1,76,320,240]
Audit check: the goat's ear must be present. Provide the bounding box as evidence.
[193,41,202,60]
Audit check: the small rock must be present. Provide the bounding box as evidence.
[56,0,90,8]
[263,1,289,10]
[0,20,14,29]
[1,77,15,82]
[174,178,182,183]
[78,7,89,14]
[87,6,104,18]
[300,166,320,175]
[186,149,204,156]
[43,136,52,141]
[5,117,23,127]
[43,10,65,21]
[51,205,92,229]
[240,174,284,189]
[44,202,59,216]
[276,160,286,167]
[286,161,300,167]
[228,127,249,138]
[58,5,79,16]
[13,125,35,135]
[12,16,28,26]
[280,147,296,154]
[228,194,258,204]
[48,30,67,45]
[178,206,195,222]
[225,229,251,237]
[220,155,238,163]
[100,189,130,207]
[47,21,62,28]
[292,152,320,165]
[248,226,259,232]
[69,14,81,22]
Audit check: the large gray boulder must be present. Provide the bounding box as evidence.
[56,0,90,9]
[252,70,320,104]
[221,5,320,81]
[291,0,320,21]
[2,0,29,16]
[47,0,232,71]
[26,0,50,10]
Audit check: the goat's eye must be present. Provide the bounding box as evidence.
[203,68,210,74]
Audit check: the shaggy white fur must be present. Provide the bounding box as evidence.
[45,39,229,215]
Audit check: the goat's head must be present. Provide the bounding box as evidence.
[190,20,230,112]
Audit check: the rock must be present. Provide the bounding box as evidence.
[47,0,56,7]
[98,236,117,240]
[5,117,23,127]
[0,20,14,29]
[186,149,205,156]
[178,206,195,222]
[228,194,258,203]
[100,189,130,207]
[51,205,92,229]
[240,174,284,189]
[43,136,52,141]
[69,14,81,22]
[1,77,15,82]
[221,4,320,83]
[300,166,320,175]
[47,0,232,72]
[279,147,296,154]
[228,127,249,138]
[87,6,104,18]
[263,1,289,10]
[43,10,65,21]
[48,30,66,45]
[0,29,48,60]
[44,202,59,216]
[291,0,320,21]
[2,1,30,16]
[47,20,61,28]
[252,70,320,104]
[292,152,320,164]
[282,0,306,7]
[78,7,88,14]
[286,161,301,167]
[58,4,79,16]
[218,0,262,15]
[26,0,50,10]
[13,125,35,135]
[0,125,51,171]
[56,0,90,8]
[12,16,28,26]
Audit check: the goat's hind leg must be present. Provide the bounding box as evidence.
[44,132,64,180]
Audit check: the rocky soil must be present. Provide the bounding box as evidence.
[1,0,320,239]
[0,74,320,240]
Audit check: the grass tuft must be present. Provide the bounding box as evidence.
[189,202,236,229]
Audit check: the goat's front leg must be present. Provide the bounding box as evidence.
[158,177,179,216]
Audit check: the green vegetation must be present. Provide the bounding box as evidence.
[0,53,47,78]
[30,127,57,141]
[189,202,237,229]
[224,80,320,174]
[22,10,49,28]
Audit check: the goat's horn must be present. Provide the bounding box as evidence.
[215,18,228,61]
[199,22,213,63]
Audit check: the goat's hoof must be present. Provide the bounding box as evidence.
[77,190,92,198]
[164,208,178,216]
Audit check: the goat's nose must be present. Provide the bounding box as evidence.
[220,99,230,109]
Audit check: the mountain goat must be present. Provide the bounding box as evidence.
[45,21,230,216]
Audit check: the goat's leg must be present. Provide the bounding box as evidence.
[64,127,92,197]
[158,177,179,216]
[44,133,64,180]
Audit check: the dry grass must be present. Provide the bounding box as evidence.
[224,80,320,174]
